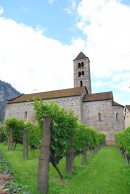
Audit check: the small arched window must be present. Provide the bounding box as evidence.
[82,71,84,76]
[24,111,27,119]
[98,113,101,121]
[116,113,119,121]
[78,72,81,77]
[78,63,81,68]
[81,62,84,67]
[80,81,83,87]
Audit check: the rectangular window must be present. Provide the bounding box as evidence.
[24,111,27,119]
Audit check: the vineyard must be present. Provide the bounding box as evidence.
[115,126,130,163]
[0,100,130,193]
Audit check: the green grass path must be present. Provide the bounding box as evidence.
[0,145,130,194]
[59,146,130,194]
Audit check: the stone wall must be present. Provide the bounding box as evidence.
[82,100,114,144]
[82,100,125,145]
[5,95,82,123]
[5,101,35,122]
[125,108,130,129]
[112,105,125,132]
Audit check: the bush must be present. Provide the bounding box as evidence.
[115,127,130,156]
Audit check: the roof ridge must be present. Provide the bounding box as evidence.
[7,87,86,104]
[25,86,85,95]
[87,91,113,95]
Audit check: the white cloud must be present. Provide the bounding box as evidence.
[111,73,130,92]
[76,0,130,77]
[64,8,72,15]
[71,0,77,10]
[0,16,86,94]
[0,17,76,93]
[0,0,130,106]
[92,80,110,88]
[112,72,130,82]
[48,0,54,4]
[0,6,4,15]
[64,0,78,15]
[74,0,130,104]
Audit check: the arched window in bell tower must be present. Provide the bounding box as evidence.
[78,63,81,68]
[82,71,84,76]
[81,62,84,67]
[80,81,83,87]
[78,72,81,77]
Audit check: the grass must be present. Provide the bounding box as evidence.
[59,147,130,194]
[0,144,130,194]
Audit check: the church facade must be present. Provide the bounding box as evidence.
[5,52,125,145]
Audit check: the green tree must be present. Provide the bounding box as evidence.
[3,118,25,149]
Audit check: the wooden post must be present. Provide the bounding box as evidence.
[23,128,28,159]
[66,136,74,174]
[37,116,51,194]
[90,148,93,158]
[82,147,87,164]
[8,127,13,151]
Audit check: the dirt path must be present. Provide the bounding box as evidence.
[0,174,12,194]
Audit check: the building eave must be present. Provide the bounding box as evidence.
[7,87,86,104]
[112,101,124,108]
[82,91,113,102]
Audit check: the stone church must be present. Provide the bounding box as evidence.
[5,52,125,145]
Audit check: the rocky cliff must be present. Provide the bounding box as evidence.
[0,80,21,122]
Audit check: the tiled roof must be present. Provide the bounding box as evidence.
[125,105,130,111]
[73,52,88,61]
[82,91,113,102]
[7,87,86,104]
[112,101,124,107]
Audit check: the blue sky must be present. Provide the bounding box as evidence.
[0,0,130,106]
[0,0,81,43]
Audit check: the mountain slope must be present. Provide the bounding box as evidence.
[0,80,21,122]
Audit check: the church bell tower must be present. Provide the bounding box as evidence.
[73,52,92,94]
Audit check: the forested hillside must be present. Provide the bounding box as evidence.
[0,80,20,122]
